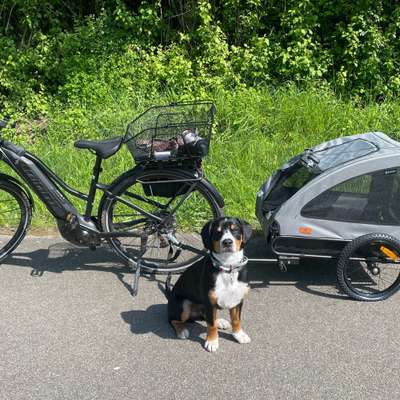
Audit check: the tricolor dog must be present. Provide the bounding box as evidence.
[166,217,252,352]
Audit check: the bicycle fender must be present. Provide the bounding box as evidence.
[0,173,34,209]
[198,176,225,209]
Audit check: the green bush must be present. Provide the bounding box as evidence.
[2,1,400,114]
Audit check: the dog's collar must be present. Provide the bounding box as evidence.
[210,254,248,273]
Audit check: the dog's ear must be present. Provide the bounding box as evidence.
[238,219,252,245]
[201,220,214,250]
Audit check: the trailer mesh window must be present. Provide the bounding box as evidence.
[301,168,400,225]
[263,165,317,212]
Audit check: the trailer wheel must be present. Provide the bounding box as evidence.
[337,233,400,301]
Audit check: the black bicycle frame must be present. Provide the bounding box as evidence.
[0,140,202,240]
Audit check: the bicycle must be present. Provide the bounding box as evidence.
[0,101,224,288]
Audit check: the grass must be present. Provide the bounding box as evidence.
[5,85,400,229]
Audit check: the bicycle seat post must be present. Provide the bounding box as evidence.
[84,155,102,219]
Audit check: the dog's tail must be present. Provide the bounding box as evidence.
[163,273,173,300]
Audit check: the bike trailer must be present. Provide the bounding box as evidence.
[256,132,400,301]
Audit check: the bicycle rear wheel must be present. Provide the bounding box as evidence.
[0,180,32,262]
[100,169,223,273]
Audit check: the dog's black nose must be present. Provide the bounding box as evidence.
[222,239,233,246]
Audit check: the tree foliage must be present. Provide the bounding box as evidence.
[1,0,400,112]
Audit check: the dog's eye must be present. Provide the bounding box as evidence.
[213,230,223,240]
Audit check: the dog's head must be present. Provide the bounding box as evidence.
[201,217,252,254]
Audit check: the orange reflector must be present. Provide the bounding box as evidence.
[380,245,398,261]
[299,227,313,235]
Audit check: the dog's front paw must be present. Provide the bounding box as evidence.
[204,339,219,352]
[216,318,231,330]
[177,328,190,339]
[232,330,251,344]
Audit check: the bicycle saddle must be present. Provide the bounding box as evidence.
[74,136,122,159]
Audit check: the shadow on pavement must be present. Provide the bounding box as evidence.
[120,305,240,345]
[5,233,348,301]
[5,234,350,343]
[6,242,138,295]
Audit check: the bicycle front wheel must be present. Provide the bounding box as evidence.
[0,180,32,262]
[100,169,223,273]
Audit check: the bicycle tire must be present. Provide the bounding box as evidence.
[337,233,400,301]
[99,168,223,273]
[0,180,32,263]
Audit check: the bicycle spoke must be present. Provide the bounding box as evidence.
[1,207,21,214]
[346,264,366,276]
[113,219,148,229]
[342,240,400,298]
[124,190,167,209]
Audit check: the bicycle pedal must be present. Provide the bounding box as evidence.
[30,269,44,277]
[159,235,169,248]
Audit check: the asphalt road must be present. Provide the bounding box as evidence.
[0,234,399,400]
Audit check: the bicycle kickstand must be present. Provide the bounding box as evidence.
[130,259,142,297]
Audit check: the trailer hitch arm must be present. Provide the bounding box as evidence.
[166,233,208,256]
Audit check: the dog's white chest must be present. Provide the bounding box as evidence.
[214,272,249,309]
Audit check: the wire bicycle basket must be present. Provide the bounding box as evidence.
[124,100,216,163]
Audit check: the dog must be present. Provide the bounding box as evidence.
[165,217,252,352]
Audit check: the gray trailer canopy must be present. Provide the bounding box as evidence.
[256,132,400,241]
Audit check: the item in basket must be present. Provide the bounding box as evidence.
[151,138,180,161]
[152,138,180,152]
[178,129,209,157]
